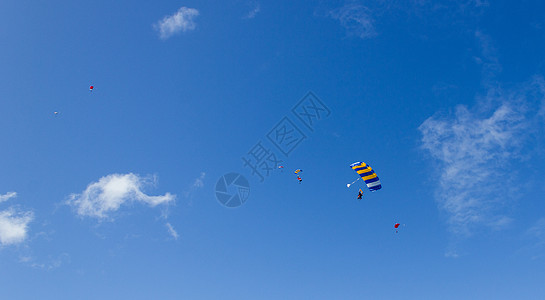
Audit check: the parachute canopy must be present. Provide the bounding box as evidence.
[294,169,302,174]
[350,161,381,191]
[394,223,400,229]
[89,85,94,91]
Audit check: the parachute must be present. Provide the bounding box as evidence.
[348,161,381,191]
[294,169,303,183]
[89,85,94,91]
[394,222,404,233]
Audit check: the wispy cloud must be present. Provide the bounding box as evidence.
[0,191,16,203]
[244,1,260,19]
[419,30,545,236]
[193,172,206,188]
[526,218,545,243]
[20,253,70,270]
[154,7,199,40]
[183,172,206,206]
[67,173,175,219]
[419,79,545,236]
[444,250,460,258]
[473,0,490,7]
[324,1,490,40]
[0,192,33,246]
[522,218,545,259]
[329,3,376,39]
[474,31,501,82]
[165,222,179,240]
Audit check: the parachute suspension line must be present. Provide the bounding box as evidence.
[346,177,361,188]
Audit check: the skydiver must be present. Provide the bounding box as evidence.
[357,190,363,200]
[297,176,302,183]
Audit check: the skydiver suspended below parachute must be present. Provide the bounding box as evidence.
[294,169,303,183]
[394,222,406,233]
[357,189,363,200]
[348,161,381,201]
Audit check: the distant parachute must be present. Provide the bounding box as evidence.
[348,161,381,191]
[89,85,94,92]
[394,222,404,233]
[294,169,303,183]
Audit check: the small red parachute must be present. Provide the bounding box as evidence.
[89,85,94,91]
[394,223,403,234]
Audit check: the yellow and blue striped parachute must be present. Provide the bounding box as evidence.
[350,161,382,191]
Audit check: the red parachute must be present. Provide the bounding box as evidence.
[89,85,94,91]
[394,223,404,233]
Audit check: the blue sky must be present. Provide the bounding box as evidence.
[1,0,545,299]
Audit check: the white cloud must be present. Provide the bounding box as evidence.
[154,7,199,40]
[0,192,33,246]
[166,222,179,240]
[473,0,489,7]
[0,191,17,203]
[329,4,376,39]
[67,173,175,219]
[419,79,545,236]
[420,31,545,237]
[0,208,33,246]
[181,172,206,206]
[474,31,501,82]
[526,218,545,242]
[183,172,206,205]
[244,2,260,19]
[444,250,460,258]
[520,218,545,259]
[20,253,70,270]
[193,172,206,188]
[324,1,491,40]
